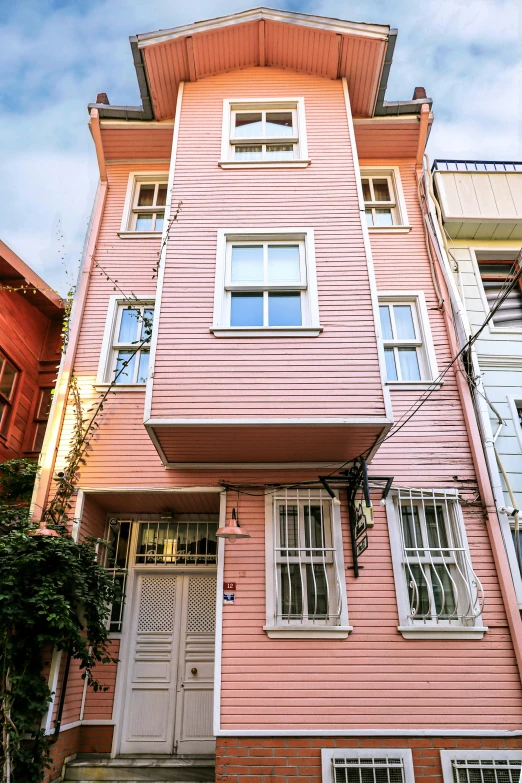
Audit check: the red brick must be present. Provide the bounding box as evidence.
[265,738,288,747]
[273,766,298,775]
[360,739,385,748]
[432,739,458,748]
[312,738,335,747]
[408,739,434,748]
[505,739,522,748]
[456,740,483,749]
[240,738,264,747]
[334,739,360,748]
[225,747,250,757]
[249,748,274,757]
[288,738,313,747]
[220,738,239,747]
[238,777,262,783]
[224,766,249,775]
[384,739,410,748]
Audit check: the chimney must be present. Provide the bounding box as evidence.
[96,93,110,105]
[412,87,427,100]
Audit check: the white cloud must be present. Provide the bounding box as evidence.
[1,0,520,294]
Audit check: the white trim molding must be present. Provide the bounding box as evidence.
[211,227,321,336]
[213,493,226,737]
[322,748,415,783]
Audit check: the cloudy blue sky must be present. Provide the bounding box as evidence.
[1,0,520,294]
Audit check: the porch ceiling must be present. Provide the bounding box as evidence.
[86,490,221,514]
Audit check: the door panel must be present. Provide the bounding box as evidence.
[120,575,181,754]
[175,576,217,754]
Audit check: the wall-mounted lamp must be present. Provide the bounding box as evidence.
[216,507,250,542]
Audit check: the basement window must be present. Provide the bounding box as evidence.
[440,751,522,783]
[321,749,416,783]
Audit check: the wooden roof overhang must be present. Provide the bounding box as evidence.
[0,240,64,319]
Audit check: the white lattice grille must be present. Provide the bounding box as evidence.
[333,757,405,783]
[452,759,522,783]
[186,577,216,633]
[137,576,177,633]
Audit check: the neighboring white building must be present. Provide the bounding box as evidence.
[432,159,522,605]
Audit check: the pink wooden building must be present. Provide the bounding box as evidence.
[33,9,522,783]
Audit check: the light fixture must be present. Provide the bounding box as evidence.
[216,508,250,542]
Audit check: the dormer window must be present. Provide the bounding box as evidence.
[220,99,310,168]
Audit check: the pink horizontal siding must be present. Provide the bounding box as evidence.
[150,67,386,423]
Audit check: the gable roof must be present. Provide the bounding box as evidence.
[88,7,430,122]
[0,240,64,319]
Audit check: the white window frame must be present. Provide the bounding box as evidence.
[360,167,410,231]
[440,750,522,783]
[321,748,415,783]
[96,295,155,388]
[211,228,321,337]
[264,488,351,638]
[119,173,169,238]
[470,247,522,334]
[378,292,439,388]
[386,489,487,639]
[219,98,310,168]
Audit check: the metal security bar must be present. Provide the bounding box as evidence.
[397,489,485,623]
[432,160,522,173]
[333,757,405,783]
[273,489,343,625]
[135,519,218,565]
[452,759,522,783]
[104,520,132,632]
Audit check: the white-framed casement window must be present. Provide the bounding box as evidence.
[360,167,410,230]
[211,228,321,337]
[378,293,438,386]
[219,98,309,168]
[119,173,169,237]
[440,750,522,783]
[97,296,155,387]
[321,748,415,783]
[386,488,487,638]
[264,488,350,638]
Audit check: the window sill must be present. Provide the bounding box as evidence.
[264,625,352,639]
[210,326,322,338]
[93,383,146,392]
[218,160,311,169]
[117,231,162,239]
[386,380,443,391]
[368,225,412,233]
[397,625,488,640]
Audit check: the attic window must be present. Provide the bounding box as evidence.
[220,99,310,169]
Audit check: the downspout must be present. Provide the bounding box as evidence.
[30,110,108,525]
[417,162,522,680]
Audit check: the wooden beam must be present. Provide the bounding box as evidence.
[416,103,430,168]
[89,108,107,182]
[258,19,265,66]
[186,36,197,82]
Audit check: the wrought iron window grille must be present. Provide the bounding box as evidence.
[451,758,522,783]
[333,756,405,783]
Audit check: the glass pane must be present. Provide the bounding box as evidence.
[268,293,302,327]
[230,292,263,327]
[118,308,140,343]
[234,113,262,137]
[280,563,303,619]
[141,308,154,342]
[234,145,263,160]
[114,350,136,383]
[365,209,374,226]
[231,246,263,282]
[398,348,421,381]
[135,214,153,231]
[374,209,393,226]
[303,504,326,551]
[137,351,150,384]
[372,178,391,202]
[394,305,416,339]
[407,563,430,617]
[432,564,457,617]
[361,179,371,202]
[306,563,328,618]
[384,348,398,381]
[265,112,293,136]
[425,505,448,549]
[33,421,47,452]
[279,504,299,555]
[265,144,294,160]
[155,214,164,232]
[0,361,16,399]
[37,388,53,419]
[379,305,393,340]
[400,504,423,549]
[267,245,300,282]
[156,184,167,206]
[137,184,155,206]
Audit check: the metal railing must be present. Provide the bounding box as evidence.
[397,489,485,623]
[432,159,522,173]
[273,488,343,625]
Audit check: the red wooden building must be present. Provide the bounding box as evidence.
[0,240,63,462]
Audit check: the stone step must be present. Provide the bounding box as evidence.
[64,757,215,783]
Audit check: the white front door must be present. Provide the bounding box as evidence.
[119,572,216,755]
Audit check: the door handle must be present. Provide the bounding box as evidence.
[191,667,198,675]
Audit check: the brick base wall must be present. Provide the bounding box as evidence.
[44,726,81,783]
[78,724,114,755]
[216,736,522,783]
